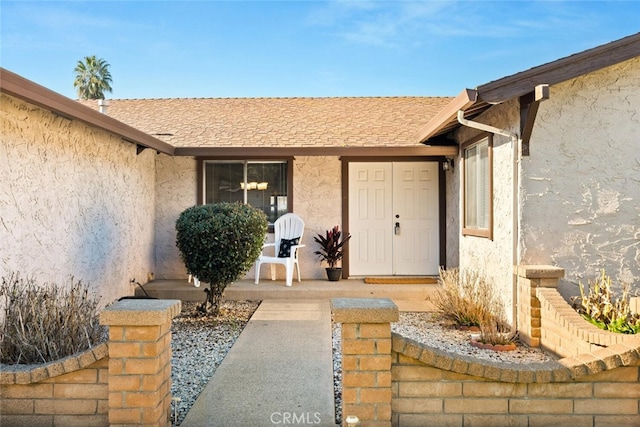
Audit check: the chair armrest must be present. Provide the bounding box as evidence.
[259,242,276,256]
[289,244,305,257]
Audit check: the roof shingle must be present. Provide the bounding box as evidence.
[79,97,453,148]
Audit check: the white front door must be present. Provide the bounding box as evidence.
[348,162,439,276]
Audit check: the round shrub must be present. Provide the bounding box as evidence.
[175,202,267,314]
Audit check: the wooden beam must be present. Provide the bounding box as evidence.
[520,85,550,156]
[416,89,478,143]
[174,145,459,158]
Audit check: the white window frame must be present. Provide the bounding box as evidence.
[462,134,493,239]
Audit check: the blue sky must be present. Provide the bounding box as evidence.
[1,1,639,99]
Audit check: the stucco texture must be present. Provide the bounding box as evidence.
[153,154,197,279]
[522,57,640,290]
[0,94,156,304]
[155,155,342,281]
[455,100,521,323]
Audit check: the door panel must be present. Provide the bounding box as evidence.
[393,162,439,275]
[349,162,439,276]
[349,163,393,275]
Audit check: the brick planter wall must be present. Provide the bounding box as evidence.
[332,273,640,427]
[332,298,399,427]
[0,344,110,427]
[391,335,640,426]
[0,299,180,427]
[100,299,181,427]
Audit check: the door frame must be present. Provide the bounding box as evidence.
[341,156,449,278]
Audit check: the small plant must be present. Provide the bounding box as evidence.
[571,270,640,334]
[0,273,105,365]
[431,267,511,346]
[313,225,351,269]
[175,202,267,315]
[477,317,515,346]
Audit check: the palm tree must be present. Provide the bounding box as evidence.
[73,55,113,99]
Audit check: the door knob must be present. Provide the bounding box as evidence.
[395,222,401,235]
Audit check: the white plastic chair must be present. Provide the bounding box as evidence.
[254,213,305,287]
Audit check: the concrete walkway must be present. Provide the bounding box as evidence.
[181,299,336,427]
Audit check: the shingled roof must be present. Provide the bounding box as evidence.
[78,97,452,150]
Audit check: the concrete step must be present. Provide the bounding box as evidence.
[136,279,439,306]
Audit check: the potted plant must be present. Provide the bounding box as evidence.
[314,225,351,281]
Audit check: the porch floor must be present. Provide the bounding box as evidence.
[136,278,439,311]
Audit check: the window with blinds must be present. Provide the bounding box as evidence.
[202,160,290,226]
[462,135,493,239]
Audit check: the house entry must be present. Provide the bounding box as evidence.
[348,162,439,276]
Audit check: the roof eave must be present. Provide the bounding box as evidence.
[416,88,478,144]
[477,32,640,103]
[417,32,640,145]
[0,68,175,156]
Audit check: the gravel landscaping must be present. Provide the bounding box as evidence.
[170,301,259,426]
[171,301,555,426]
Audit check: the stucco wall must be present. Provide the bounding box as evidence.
[292,156,343,280]
[0,94,156,304]
[153,154,197,279]
[155,155,342,281]
[445,158,460,269]
[455,100,521,324]
[522,57,640,293]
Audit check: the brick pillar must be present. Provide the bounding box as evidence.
[100,299,181,427]
[332,298,399,427]
[515,265,564,347]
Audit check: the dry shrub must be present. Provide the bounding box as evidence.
[571,270,640,334]
[0,273,106,364]
[432,267,512,345]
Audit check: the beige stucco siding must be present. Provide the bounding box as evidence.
[455,99,521,324]
[445,157,460,268]
[522,57,640,289]
[0,94,156,304]
[293,156,343,280]
[153,154,198,279]
[154,155,342,281]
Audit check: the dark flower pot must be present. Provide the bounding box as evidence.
[326,268,343,281]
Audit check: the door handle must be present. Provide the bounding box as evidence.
[395,222,401,235]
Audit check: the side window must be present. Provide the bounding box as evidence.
[203,160,290,225]
[462,134,492,239]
